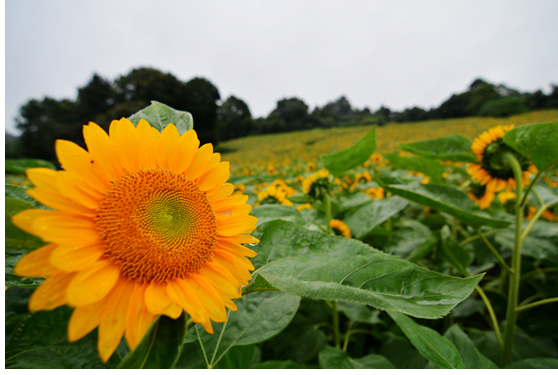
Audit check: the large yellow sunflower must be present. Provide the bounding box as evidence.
[12,118,259,363]
[467,125,537,192]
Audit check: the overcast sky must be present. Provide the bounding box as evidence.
[5,0,558,135]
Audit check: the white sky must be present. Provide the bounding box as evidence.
[5,0,558,135]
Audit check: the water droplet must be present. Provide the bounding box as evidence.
[249,243,258,247]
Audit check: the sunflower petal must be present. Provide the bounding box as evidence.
[125,284,156,350]
[68,295,108,342]
[14,243,58,277]
[67,261,121,306]
[29,271,77,311]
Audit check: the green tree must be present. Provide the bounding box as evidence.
[216,96,253,141]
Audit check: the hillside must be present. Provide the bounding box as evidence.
[218,109,558,172]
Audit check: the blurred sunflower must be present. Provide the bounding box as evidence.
[365,186,385,200]
[12,119,258,362]
[468,183,495,209]
[330,219,352,238]
[302,168,331,200]
[467,125,537,192]
[296,203,312,211]
[255,184,294,206]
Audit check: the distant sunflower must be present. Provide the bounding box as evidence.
[467,125,537,192]
[468,183,495,209]
[12,118,258,362]
[365,186,385,200]
[302,169,331,200]
[330,219,352,238]
[255,185,294,207]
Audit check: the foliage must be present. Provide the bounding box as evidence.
[5,102,558,369]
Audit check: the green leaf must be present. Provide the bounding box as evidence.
[128,101,193,135]
[173,343,206,369]
[213,344,256,369]
[388,311,465,369]
[250,220,483,319]
[6,306,119,368]
[344,196,409,239]
[380,335,427,369]
[495,228,558,264]
[398,134,478,163]
[383,219,431,258]
[250,204,305,226]
[503,121,558,170]
[439,226,471,273]
[319,345,396,369]
[5,185,43,207]
[385,183,512,228]
[505,358,558,369]
[385,153,445,184]
[5,158,56,174]
[321,127,376,176]
[468,330,502,364]
[407,233,439,263]
[444,324,498,369]
[191,291,300,368]
[118,314,186,369]
[337,301,384,325]
[533,184,558,207]
[252,360,305,369]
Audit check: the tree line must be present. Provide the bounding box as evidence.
[6,67,558,162]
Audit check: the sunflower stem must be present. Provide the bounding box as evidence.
[501,152,524,367]
[322,188,332,235]
[516,297,558,313]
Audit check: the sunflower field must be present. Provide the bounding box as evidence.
[5,101,558,369]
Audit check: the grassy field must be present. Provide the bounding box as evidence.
[219,109,558,173]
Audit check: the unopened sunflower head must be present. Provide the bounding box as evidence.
[11,118,259,363]
[468,183,495,209]
[302,168,332,200]
[330,219,352,238]
[467,125,537,192]
[256,184,294,207]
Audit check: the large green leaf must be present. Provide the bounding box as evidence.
[505,358,558,369]
[337,301,384,325]
[118,314,186,369]
[385,153,445,183]
[246,220,483,319]
[380,335,427,369]
[503,121,558,170]
[250,204,304,226]
[213,345,256,369]
[398,135,478,163]
[439,226,471,273]
[321,127,376,176]
[444,324,498,369]
[495,229,558,264]
[5,306,119,368]
[319,346,395,369]
[5,158,56,174]
[533,184,558,207]
[383,219,431,258]
[190,291,300,368]
[344,196,409,239]
[385,183,512,228]
[5,185,43,207]
[252,360,305,369]
[128,101,193,135]
[388,311,465,369]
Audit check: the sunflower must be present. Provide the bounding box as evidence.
[467,125,537,192]
[12,118,259,363]
[255,184,294,207]
[302,169,331,200]
[330,219,351,238]
[497,190,516,205]
[468,183,495,209]
[365,186,385,200]
[296,203,313,212]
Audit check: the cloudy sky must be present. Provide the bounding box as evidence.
[5,0,558,134]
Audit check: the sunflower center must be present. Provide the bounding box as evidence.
[95,168,217,283]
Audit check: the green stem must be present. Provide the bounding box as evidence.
[516,297,558,313]
[323,188,332,235]
[501,153,524,367]
[476,286,504,349]
[459,229,497,247]
[342,321,354,351]
[475,228,513,274]
[521,267,558,280]
[331,301,340,349]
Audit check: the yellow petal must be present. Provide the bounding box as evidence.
[67,261,121,306]
[26,168,58,192]
[55,139,110,190]
[144,282,173,315]
[156,124,180,169]
[125,284,156,350]
[206,183,234,201]
[189,274,228,322]
[217,215,258,237]
[56,171,102,209]
[14,243,58,277]
[29,271,77,311]
[197,162,230,192]
[68,295,108,342]
[14,209,98,243]
[98,279,136,363]
[136,119,160,169]
[161,302,183,319]
[184,143,213,178]
[166,279,206,323]
[83,122,123,181]
[192,152,220,181]
[216,240,257,258]
[167,129,199,174]
[26,189,97,217]
[50,241,105,272]
[213,195,249,213]
[110,118,141,171]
